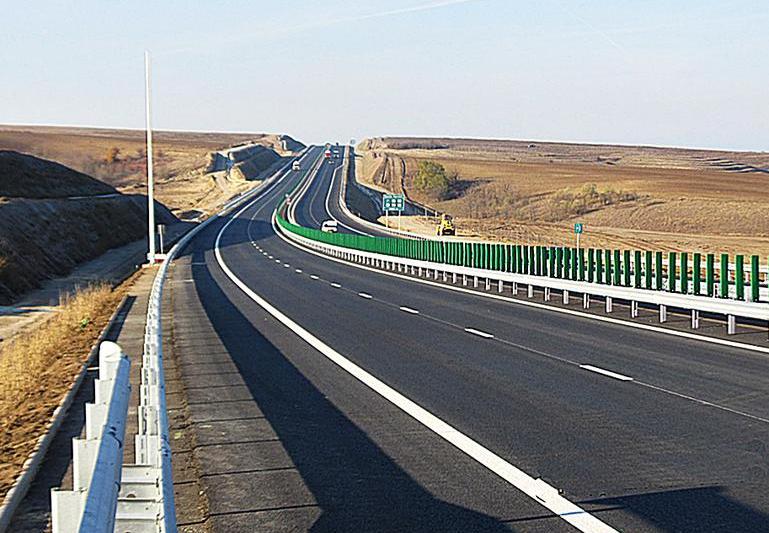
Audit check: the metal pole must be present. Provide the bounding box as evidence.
[145,50,156,264]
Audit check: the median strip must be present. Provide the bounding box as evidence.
[464,328,495,339]
[579,364,633,382]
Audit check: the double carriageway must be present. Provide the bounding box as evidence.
[170,145,769,532]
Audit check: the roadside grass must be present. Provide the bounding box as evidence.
[0,282,127,499]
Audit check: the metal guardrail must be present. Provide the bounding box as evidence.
[51,341,131,532]
[277,214,769,337]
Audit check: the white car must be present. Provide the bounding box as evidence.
[321,220,338,233]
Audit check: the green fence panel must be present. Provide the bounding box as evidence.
[681,252,689,295]
[596,249,603,284]
[622,250,631,286]
[655,252,663,290]
[668,252,677,292]
[735,255,745,300]
[720,254,729,298]
[555,247,562,278]
[564,248,572,279]
[604,249,613,285]
[579,249,586,281]
[693,253,701,295]
[613,249,621,285]
[751,255,760,302]
[588,248,595,282]
[706,254,714,296]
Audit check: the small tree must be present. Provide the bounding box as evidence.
[413,161,455,199]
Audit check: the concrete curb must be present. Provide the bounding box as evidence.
[0,294,129,533]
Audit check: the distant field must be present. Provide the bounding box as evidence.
[356,137,769,256]
[0,125,303,216]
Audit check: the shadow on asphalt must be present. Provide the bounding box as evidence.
[189,242,524,532]
[582,486,769,533]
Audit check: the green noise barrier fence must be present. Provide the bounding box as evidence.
[277,213,766,304]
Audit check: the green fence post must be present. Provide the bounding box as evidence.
[633,250,641,288]
[735,255,745,300]
[751,255,759,302]
[571,248,578,280]
[613,249,621,285]
[693,253,701,295]
[623,250,631,286]
[720,253,729,298]
[588,248,595,282]
[538,246,545,276]
[681,252,689,295]
[604,249,611,284]
[596,250,604,284]
[555,247,562,278]
[579,248,586,281]
[706,254,714,296]
[655,252,663,290]
[668,252,677,292]
[645,251,652,289]
[564,248,571,279]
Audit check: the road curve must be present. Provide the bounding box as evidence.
[170,148,769,532]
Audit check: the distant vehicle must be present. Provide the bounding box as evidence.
[292,161,301,171]
[436,214,455,236]
[321,220,338,233]
[325,149,332,159]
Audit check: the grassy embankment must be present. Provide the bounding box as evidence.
[0,281,128,499]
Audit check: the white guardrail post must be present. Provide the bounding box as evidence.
[51,341,131,533]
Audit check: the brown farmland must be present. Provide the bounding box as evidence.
[356,137,769,256]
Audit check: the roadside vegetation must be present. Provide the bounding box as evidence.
[413,161,457,200]
[0,282,126,499]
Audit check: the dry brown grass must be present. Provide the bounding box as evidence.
[0,282,127,498]
[357,138,769,256]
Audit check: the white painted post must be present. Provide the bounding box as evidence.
[485,278,491,291]
[583,293,590,309]
[691,310,700,329]
[660,304,667,323]
[474,276,478,288]
[498,280,503,293]
[605,296,613,313]
[544,287,551,301]
[727,314,736,334]
[562,290,569,305]
[145,51,156,264]
[631,301,639,318]
[528,284,534,298]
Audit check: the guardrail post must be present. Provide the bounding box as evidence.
[735,255,745,300]
[669,252,677,292]
[660,304,667,322]
[605,296,613,313]
[583,293,590,309]
[544,287,551,301]
[727,314,736,334]
[563,289,570,304]
[720,253,729,298]
[528,284,534,298]
[751,255,760,302]
[693,253,701,295]
[681,252,689,294]
[691,310,700,329]
[631,300,639,318]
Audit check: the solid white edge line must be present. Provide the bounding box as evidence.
[213,199,618,533]
[465,328,495,339]
[579,365,634,382]
[399,306,420,314]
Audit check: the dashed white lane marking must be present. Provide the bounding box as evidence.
[310,275,319,280]
[399,306,420,314]
[358,292,373,299]
[465,328,495,339]
[275,259,281,263]
[579,365,633,382]
[217,210,618,533]
[295,269,303,273]
[268,255,274,259]
[284,263,290,268]
[330,282,342,288]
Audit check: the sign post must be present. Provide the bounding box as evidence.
[383,194,405,230]
[574,222,584,252]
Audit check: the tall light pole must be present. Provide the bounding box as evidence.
[145,50,156,264]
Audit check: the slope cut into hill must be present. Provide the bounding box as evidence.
[0,150,116,198]
[0,152,175,304]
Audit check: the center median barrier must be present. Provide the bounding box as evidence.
[275,209,769,337]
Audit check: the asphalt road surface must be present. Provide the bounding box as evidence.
[170,145,769,532]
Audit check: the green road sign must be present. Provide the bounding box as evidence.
[383,194,405,212]
[574,223,584,234]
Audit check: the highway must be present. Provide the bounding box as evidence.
[170,146,769,532]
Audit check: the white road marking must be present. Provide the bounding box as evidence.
[330,282,342,288]
[275,259,281,263]
[216,210,617,533]
[284,264,290,268]
[465,328,495,339]
[579,365,633,382]
[268,255,273,259]
[358,292,373,299]
[399,306,420,314]
[295,269,303,273]
[310,275,319,280]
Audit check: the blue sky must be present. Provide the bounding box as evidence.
[1,0,767,150]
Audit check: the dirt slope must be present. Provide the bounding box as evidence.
[0,153,175,304]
